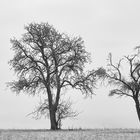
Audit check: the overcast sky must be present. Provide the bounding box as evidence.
[0,0,140,129]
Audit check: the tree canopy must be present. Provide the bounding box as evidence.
[8,23,98,130]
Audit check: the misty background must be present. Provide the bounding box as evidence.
[0,0,140,129]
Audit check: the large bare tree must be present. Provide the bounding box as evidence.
[8,23,98,130]
[101,52,140,123]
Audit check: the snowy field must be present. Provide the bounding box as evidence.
[0,129,140,140]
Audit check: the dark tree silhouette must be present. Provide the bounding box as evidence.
[30,98,78,129]
[8,23,98,130]
[101,52,140,123]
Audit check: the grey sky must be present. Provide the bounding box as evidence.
[0,0,140,129]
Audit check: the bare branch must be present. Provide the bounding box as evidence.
[109,89,133,98]
[108,53,122,80]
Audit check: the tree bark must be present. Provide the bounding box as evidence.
[49,107,58,130]
[134,98,140,122]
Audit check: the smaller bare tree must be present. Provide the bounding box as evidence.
[29,98,78,129]
[100,51,140,123]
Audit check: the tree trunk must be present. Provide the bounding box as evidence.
[50,108,58,130]
[135,99,140,122]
